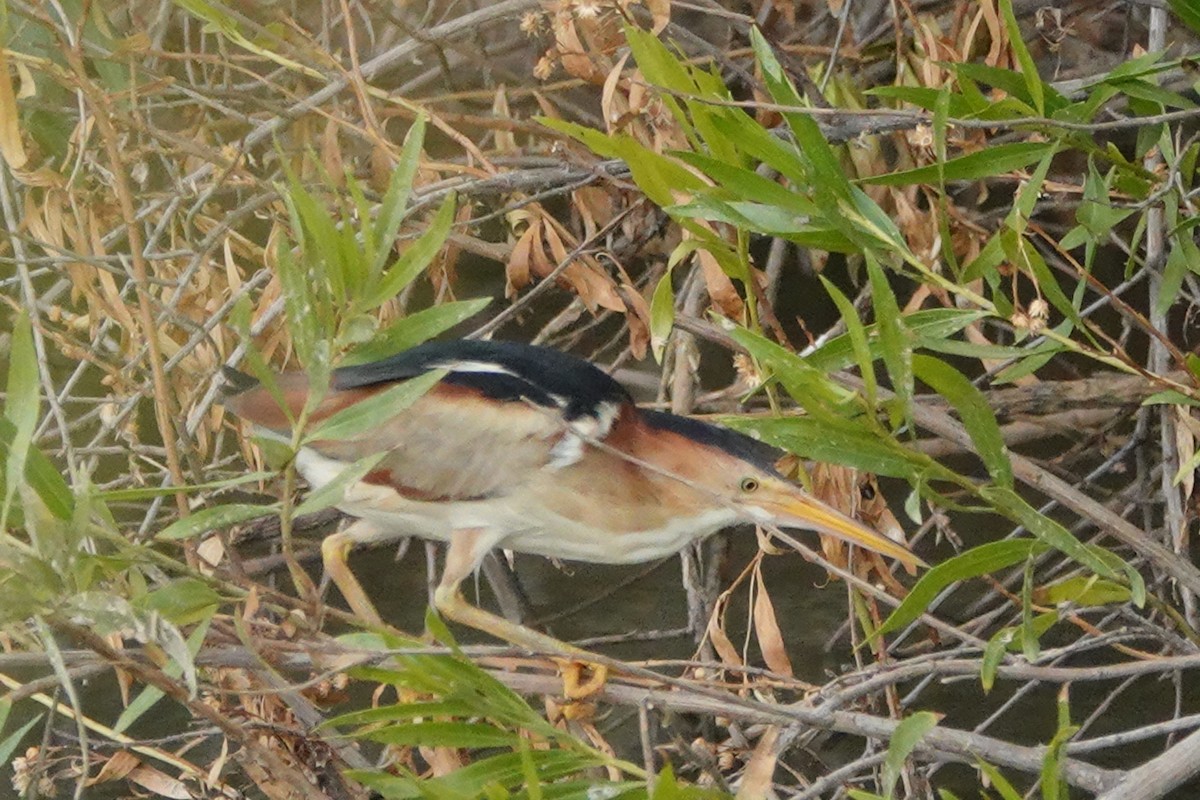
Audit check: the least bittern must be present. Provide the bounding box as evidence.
[224,339,921,659]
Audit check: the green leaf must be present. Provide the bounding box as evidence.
[981,627,1016,692]
[275,235,321,370]
[1157,234,1198,318]
[113,618,211,733]
[363,193,457,312]
[344,299,491,365]
[140,578,222,625]
[0,710,42,767]
[1037,575,1132,607]
[156,503,277,541]
[862,142,1055,186]
[672,151,816,215]
[0,417,73,520]
[976,760,1023,800]
[99,471,279,502]
[726,416,923,479]
[912,355,1012,487]
[418,751,604,798]
[807,309,988,373]
[306,369,444,442]
[876,540,1049,638]
[650,271,675,362]
[981,486,1120,580]
[372,116,426,277]
[294,453,386,517]
[327,700,478,729]
[867,257,913,424]
[999,0,1044,114]
[3,310,38,530]
[882,712,939,798]
[1166,0,1200,36]
[1143,390,1200,408]
[820,277,876,408]
[362,721,518,748]
[723,326,855,419]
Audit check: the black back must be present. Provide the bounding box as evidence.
[334,340,783,472]
[332,340,632,421]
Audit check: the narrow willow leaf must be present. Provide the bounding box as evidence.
[307,370,444,442]
[99,471,278,502]
[0,712,42,767]
[114,618,211,733]
[650,271,675,362]
[1020,558,1039,661]
[912,354,1012,487]
[726,416,923,480]
[372,115,426,277]
[1038,576,1131,607]
[882,712,939,797]
[294,453,385,517]
[0,417,72,520]
[3,310,38,529]
[807,309,988,373]
[326,700,477,729]
[976,759,1024,800]
[982,486,1121,580]
[156,503,277,541]
[275,237,320,369]
[999,0,1044,114]
[363,193,457,312]
[821,277,875,408]
[344,299,489,366]
[724,326,856,418]
[867,256,912,423]
[981,628,1016,692]
[1170,0,1200,38]
[863,142,1054,186]
[424,751,603,797]
[875,540,1049,638]
[362,721,517,748]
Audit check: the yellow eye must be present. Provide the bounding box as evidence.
[739,477,760,493]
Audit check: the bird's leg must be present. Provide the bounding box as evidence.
[434,529,607,700]
[321,519,387,627]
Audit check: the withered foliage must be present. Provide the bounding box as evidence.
[2,0,1200,798]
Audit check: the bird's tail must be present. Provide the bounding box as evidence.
[219,365,259,397]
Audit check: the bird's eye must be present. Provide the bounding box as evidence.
[739,477,760,493]
[860,482,877,500]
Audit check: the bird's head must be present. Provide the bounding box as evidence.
[640,411,923,570]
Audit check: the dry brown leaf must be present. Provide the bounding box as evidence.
[601,51,631,133]
[706,593,745,669]
[507,221,538,296]
[320,118,344,187]
[1175,406,1195,507]
[553,16,601,83]
[0,46,28,169]
[736,726,781,800]
[643,0,671,34]
[752,564,794,677]
[128,765,193,799]
[694,245,744,318]
[87,750,141,786]
[617,281,651,359]
[492,86,516,153]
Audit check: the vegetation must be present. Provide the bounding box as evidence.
[1,0,1199,797]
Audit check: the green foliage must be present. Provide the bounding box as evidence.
[330,632,650,799]
[882,712,939,797]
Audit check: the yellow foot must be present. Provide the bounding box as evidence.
[559,658,608,700]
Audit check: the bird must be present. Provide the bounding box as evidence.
[222,339,922,663]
